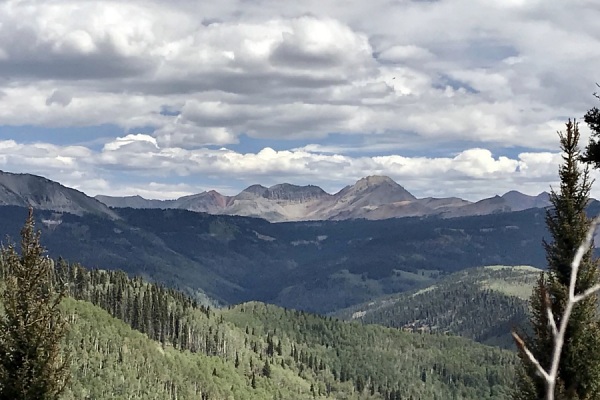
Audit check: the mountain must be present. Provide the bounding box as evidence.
[323,176,417,220]
[439,191,552,218]
[0,170,118,219]
[173,190,228,213]
[94,194,172,209]
[0,171,561,314]
[264,183,329,201]
[95,176,552,222]
[334,265,541,348]
[502,190,551,211]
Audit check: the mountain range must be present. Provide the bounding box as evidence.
[0,169,552,222]
[0,169,559,314]
[96,175,552,222]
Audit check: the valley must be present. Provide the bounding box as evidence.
[2,261,518,399]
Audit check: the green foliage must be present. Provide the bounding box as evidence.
[0,205,548,400]
[60,298,337,400]
[0,255,522,399]
[0,209,70,400]
[335,266,539,348]
[582,102,600,167]
[515,120,600,399]
[223,302,517,400]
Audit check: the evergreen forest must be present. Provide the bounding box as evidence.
[1,257,517,399]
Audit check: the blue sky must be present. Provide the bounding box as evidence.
[0,0,599,200]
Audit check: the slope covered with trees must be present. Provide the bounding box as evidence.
[1,254,519,399]
[0,204,554,314]
[335,266,539,348]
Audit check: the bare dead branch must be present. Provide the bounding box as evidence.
[518,216,600,400]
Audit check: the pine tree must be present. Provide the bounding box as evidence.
[582,99,600,167]
[0,209,70,399]
[514,120,600,399]
[262,359,271,378]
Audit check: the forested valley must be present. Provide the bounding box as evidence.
[0,256,517,399]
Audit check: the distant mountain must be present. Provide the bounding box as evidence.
[0,170,117,219]
[323,175,416,220]
[264,183,329,201]
[95,175,553,222]
[502,190,551,211]
[95,195,171,209]
[173,190,228,213]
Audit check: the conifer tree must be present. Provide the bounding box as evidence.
[514,120,600,399]
[262,359,271,378]
[581,95,600,167]
[0,209,70,399]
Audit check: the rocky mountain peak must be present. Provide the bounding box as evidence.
[265,183,329,201]
[240,184,268,196]
[354,175,397,189]
[341,175,416,202]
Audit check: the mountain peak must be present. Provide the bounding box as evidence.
[350,176,415,198]
[331,176,416,213]
[356,175,396,187]
[0,170,118,218]
[242,184,268,193]
[500,190,552,211]
[265,183,329,201]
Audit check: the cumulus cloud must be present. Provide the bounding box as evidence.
[378,45,434,63]
[102,134,159,152]
[0,0,599,198]
[0,0,596,149]
[0,137,574,201]
[45,89,72,107]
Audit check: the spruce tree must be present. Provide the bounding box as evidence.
[582,98,600,167]
[0,209,70,399]
[514,120,600,399]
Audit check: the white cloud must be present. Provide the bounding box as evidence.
[378,45,434,63]
[0,137,572,201]
[0,0,599,197]
[103,134,159,152]
[0,0,596,149]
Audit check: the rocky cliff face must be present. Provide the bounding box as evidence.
[264,184,330,202]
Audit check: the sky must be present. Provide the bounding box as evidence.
[1,0,600,201]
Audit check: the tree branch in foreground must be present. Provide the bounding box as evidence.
[513,216,600,400]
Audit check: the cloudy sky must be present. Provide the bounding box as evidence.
[1,0,600,200]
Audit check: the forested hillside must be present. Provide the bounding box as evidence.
[336,266,539,348]
[2,260,518,399]
[0,205,552,314]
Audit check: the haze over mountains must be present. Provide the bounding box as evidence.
[96,175,552,222]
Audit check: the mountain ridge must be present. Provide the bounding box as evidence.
[95,174,552,222]
[0,170,118,219]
